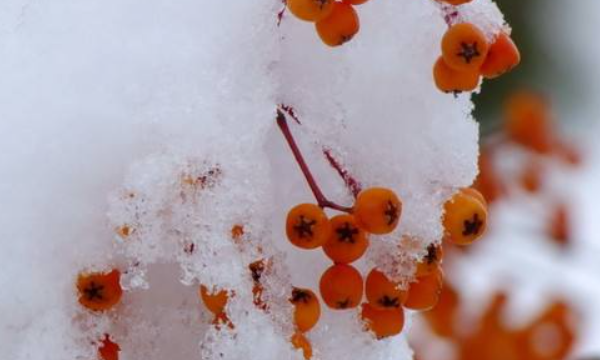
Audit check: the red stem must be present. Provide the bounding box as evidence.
[323,148,362,198]
[276,109,353,213]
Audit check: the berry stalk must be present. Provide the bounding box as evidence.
[276,108,353,213]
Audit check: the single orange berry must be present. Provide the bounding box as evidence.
[480,32,520,79]
[199,285,229,315]
[98,335,120,360]
[443,189,488,245]
[423,282,459,338]
[77,269,123,312]
[287,0,335,22]
[354,187,402,235]
[286,203,332,250]
[441,23,489,72]
[415,243,444,277]
[315,2,359,47]
[319,264,363,310]
[404,268,444,311]
[436,0,473,4]
[323,214,369,264]
[504,91,554,154]
[433,56,480,93]
[361,303,405,339]
[365,269,407,309]
[290,288,321,332]
[291,332,313,359]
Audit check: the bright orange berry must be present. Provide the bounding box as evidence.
[404,268,444,311]
[98,335,120,360]
[442,23,489,72]
[199,285,229,315]
[77,269,122,312]
[365,269,407,309]
[361,303,405,339]
[319,264,363,310]
[354,187,402,235]
[286,204,332,250]
[443,189,488,245]
[480,32,520,79]
[433,56,480,93]
[415,243,444,277]
[287,0,335,22]
[291,332,313,359]
[315,2,359,47]
[290,288,321,332]
[323,214,369,264]
[505,91,554,154]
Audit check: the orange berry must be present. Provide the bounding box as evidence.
[323,214,369,264]
[404,268,444,311]
[415,243,444,277]
[77,269,123,312]
[361,303,405,339]
[291,332,313,359]
[199,285,229,315]
[287,0,335,22]
[365,269,407,309]
[319,264,363,310]
[290,288,321,332]
[433,56,480,93]
[504,91,554,154]
[423,281,459,338]
[441,23,489,72]
[443,189,488,245]
[286,203,332,250]
[354,187,402,235]
[480,32,520,79]
[98,335,120,360]
[315,2,359,47]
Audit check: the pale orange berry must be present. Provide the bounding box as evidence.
[442,23,489,72]
[443,189,488,245]
[315,2,360,47]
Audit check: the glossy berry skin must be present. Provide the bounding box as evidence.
[361,303,405,339]
[77,269,122,312]
[433,56,480,93]
[291,332,313,359]
[323,214,369,264]
[315,2,359,47]
[415,243,444,277]
[354,187,402,235]
[287,0,335,22]
[290,288,321,332]
[200,285,229,315]
[480,32,520,79]
[404,268,444,311]
[365,269,407,310]
[443,189,488,245]
[286,204,332,250]
[319,264,363,310]
[98,335,120,360]
[460,187,487,206]
[442,23,489,72]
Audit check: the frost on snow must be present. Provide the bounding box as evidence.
[0,0,506,359]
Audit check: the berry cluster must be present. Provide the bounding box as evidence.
[276,107,489,352]
[286,0,370,47]
[433,22,520,93]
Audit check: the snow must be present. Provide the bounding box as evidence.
[1,0,509,359]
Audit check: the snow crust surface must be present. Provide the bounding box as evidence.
[0,0,506,359]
